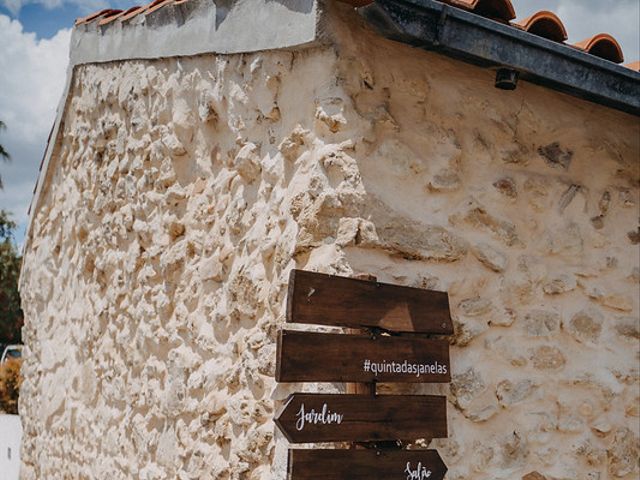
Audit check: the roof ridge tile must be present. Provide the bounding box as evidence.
[444,0,516,23]
[145,0,175,15]
[119,6,145,22]
[514,10,568,43]
[97,9,125,26]
[75,8,120,26]
[574,33,624,64]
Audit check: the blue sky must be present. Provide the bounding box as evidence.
[0,2,81,38]
[0,0,638,248]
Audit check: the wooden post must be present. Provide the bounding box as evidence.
[347,274,377,449]
[346,273,410,451]
[346,273,378,397]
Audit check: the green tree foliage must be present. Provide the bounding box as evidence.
[0,358,22,414]
[0,211,22,344]
[0,120,9,190]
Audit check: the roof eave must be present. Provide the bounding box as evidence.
[359,0,640,116]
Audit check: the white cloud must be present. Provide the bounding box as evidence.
[1,0,106,16]
[0,15,70,227]
[514,0,639,61]
[556,2,640,61]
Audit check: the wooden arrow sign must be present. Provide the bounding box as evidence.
[274,394,447,443]
[286,270,453,334]
[276,330,450,383]
[288,449,448,480]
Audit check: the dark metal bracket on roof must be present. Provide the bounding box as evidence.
[359,0,640,116]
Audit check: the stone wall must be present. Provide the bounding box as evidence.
[20,4,639,479]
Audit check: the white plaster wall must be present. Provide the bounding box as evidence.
[20,4,639,480]
[0,415,22,480]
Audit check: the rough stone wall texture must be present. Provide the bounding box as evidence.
[20,4,640,480]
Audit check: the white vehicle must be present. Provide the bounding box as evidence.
[0,345,22,363]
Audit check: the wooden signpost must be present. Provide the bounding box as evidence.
[275,394,447,443]
[276,330,450,384]
[288,449,448,480]
[286,269,453,334]
[275,270,453,479]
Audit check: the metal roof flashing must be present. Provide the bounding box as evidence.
[359,0,640,116]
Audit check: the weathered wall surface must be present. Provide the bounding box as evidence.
[0,415,22,480]
[20,4,639,480]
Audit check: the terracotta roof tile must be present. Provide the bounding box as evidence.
[75,9,121,26]
[514,10,567,43]
[145,0,175,15]
[119,6,145,22]
[574,33,624,64]
[443,0,516,23]
[97,9,125,26]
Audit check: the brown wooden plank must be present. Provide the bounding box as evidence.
[346,273,379,398]
[286,270,453,334]
[276,330,450,384]
[274,394,447,443]
[288,449,448,480]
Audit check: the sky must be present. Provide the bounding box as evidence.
[0,0,639,247]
